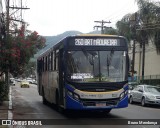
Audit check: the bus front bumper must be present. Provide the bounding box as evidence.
[65,94,128,110]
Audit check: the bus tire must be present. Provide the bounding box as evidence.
[56,91,63,113]
[103,109,112,114]
[42,88,47,105]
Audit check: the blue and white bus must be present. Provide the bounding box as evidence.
[37,34,129,113]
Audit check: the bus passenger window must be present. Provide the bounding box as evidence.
[51,52,53,70]
[45,56,48,71]
[55,56,58,70]
[43,57,45,72]
[47,54,50,71]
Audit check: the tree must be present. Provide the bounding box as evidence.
[136,0,160,53]
[104,27,118,35]
[116,14,134,42]
[0,24,46,77]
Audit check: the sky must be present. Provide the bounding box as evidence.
[22,0,139,36]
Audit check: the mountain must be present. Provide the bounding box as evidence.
[34,30,101,58]
[45,31,82,47]
[35,31,82,56]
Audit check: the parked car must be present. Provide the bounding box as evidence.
[20,80,30,88]
[10,78,15,86]
[129,84,160,106]
[128,82,138,98]
[26,78,33,84]
[16,78,22,82]
[32,79,37,84]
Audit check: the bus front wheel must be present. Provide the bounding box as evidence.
[103,109,112,114]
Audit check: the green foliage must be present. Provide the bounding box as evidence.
[104,28,118,35]
[0,81,8,101]
[0,25,46,77]
[115,0,160,51]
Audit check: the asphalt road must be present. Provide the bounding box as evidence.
[10,82,160,128]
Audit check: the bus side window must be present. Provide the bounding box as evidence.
[54,51,56,70]
[45,56,48,71]
[51,52,53,70]
[54,50,59,71]
[55,55,58,70]
[43,57,45,72]
[47,53,50,71]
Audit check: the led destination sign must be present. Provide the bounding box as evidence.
[74,38,119,46]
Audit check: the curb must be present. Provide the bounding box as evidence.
[8,86,13,120]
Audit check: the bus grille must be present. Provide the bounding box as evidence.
[156,96,160,99]
[82,98,120,107]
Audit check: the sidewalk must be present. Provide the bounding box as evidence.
[0,101,9,119]
[0,86,12,120]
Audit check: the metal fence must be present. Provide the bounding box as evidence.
[137,75,160,85]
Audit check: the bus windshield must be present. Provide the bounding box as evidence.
[66,50,127,83]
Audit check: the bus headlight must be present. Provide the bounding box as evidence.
[120,90,128,100]
[67,90,73,97]
[73,93,80,100]
[120,92,125,100]
[67,90,80,101]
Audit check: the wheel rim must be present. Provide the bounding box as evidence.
[129,97,133,103]
[142,98,145,106]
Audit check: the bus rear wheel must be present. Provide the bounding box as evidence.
[42,88,47,105]
[56,91,64,113]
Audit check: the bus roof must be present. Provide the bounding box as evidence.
[77,34,124,38]
[37,34,127,59]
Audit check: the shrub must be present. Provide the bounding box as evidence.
[0,81,9,102]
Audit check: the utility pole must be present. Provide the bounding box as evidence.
[8,0,30,33]
[5,0,10,88]
[141,30,146,83]
[94,20,111,34]
[5,0,29,87]
[130,12,137,81]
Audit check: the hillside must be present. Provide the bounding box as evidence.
[34,30,100,58]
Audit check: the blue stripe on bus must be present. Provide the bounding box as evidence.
[114,95,128,108]
[65,84,128,110]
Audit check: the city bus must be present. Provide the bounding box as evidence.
[37,34,129,113]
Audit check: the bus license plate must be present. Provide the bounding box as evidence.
[96,103,106,107]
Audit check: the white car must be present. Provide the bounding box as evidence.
[26,78,33,84]
[32,79,37,84]
[129,85,160,106]
[10,78,15,86]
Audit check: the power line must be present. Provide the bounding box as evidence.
[93,20,111,34]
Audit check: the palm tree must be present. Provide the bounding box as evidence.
[136,0,160,53]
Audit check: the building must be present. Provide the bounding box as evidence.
[129,41,160,83]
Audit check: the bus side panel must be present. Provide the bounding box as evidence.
[42,71,48,100]
[115,84,128,108]
[41,70,59,104]
[48,71,58,104]
[114,95,128,108]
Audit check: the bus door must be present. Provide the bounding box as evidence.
[37,59,43,95]
[58,48,64,105]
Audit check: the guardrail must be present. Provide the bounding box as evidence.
[129,75,160,86]
[138,75,160,85]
